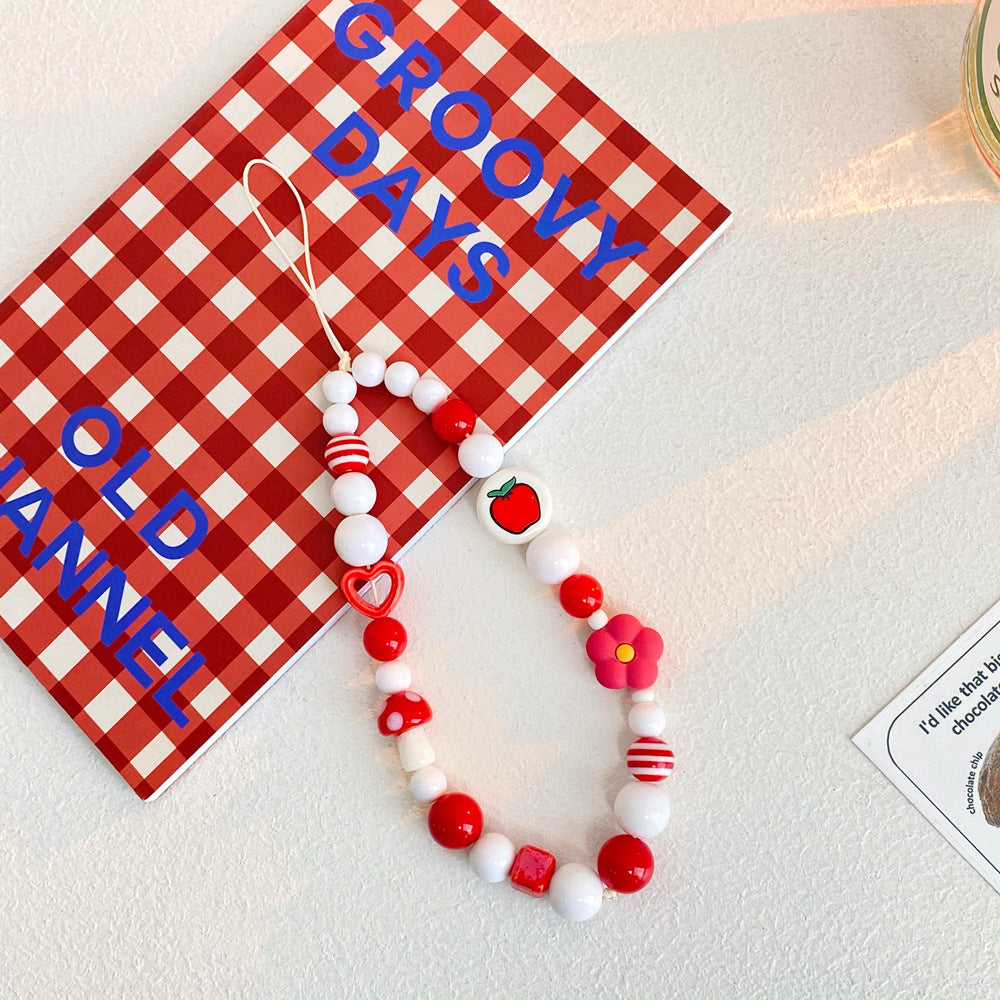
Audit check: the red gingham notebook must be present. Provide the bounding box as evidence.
[0,0,730,799]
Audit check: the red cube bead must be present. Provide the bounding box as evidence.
[559,574,604,618]
[427,793,483,849]
[597,834,654,894]
[363,617,407,661]
[509,844,556,896]
[431,398,477,443]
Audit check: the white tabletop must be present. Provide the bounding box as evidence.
[2,0,999,997]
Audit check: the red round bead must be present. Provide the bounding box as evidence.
[363,617,407,661]
[427,792,483,849]
[597,834,654,893]
[431,398,477,444]
[559,574,604,618]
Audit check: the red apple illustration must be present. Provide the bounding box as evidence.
[487,476,541,535]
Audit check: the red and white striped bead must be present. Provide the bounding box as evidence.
[325,433,370,475]
[625,736,674,782]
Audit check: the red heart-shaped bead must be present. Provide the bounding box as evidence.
[341,560,405,619]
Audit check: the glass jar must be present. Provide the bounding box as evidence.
[964,0,1000,180]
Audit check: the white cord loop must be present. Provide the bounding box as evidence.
[241,158,352,371]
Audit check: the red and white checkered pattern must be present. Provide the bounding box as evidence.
[0,0,730,799]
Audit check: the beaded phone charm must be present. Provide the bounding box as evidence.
[243,160,674,922]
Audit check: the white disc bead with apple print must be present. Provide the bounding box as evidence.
[476,468,552,544]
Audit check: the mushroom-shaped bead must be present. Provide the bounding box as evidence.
[377,690,431,735]
[325,434,370,476]
[377,691,434,772]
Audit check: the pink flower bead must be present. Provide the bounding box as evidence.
[585,614,663,689]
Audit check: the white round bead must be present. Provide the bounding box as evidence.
[458,433,504,479]
[588,610,609,630]
[374,660,411,693]
[475,467,552,545]
[614,782,671,838]
[628,701,666,736]
[469,832,516,883]
[334,514,388,567]
[321,370,357,404]
[331,472,377,516]
[411,375,450,414]
[384,360,420,397]
[548,863,604,922]
[322,403,359,436]
[351,351,386,388]
[525,530,580,585]
[631,688,656,704]
[409,764,447,803]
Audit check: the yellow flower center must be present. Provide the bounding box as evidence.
[615,643,636,663]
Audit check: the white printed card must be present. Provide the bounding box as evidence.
[855,596,1000,892]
